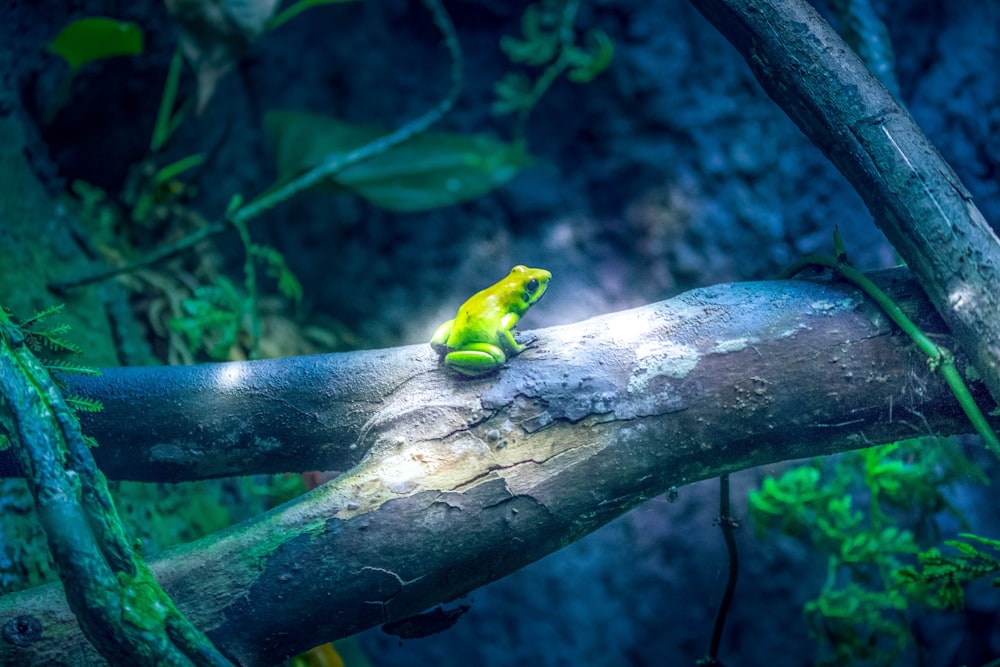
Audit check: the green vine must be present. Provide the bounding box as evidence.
[760,232,1000,664]
[780,230,1000,459]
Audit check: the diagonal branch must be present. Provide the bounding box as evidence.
[2,270,997,665]
[687,0,1000,405]
[0,316,234,666]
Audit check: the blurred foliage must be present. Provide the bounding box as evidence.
[896,533,1000,611]
[168,0,363,111]
[67,174,306,363]
[48,17,144,70]
[749,437,991,666]
[0,474,307,596]
[165,0,280,112]
[167,239,302,361]
[113,475,307,558]
[494,0,613,135]
[168,276,247,361]
[264,111,531,212]
[127,153,206,226]
[268,0,362,32]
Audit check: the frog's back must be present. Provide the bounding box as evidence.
[445,291,511,348]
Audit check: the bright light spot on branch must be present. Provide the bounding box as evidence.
[948,283,974,313]
[214,363,246,390]
[379,453,427,495]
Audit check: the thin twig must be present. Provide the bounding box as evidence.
[699,473,739,666]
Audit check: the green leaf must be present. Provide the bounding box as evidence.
[152,153,206,185]
[947,540,980,557]
[492,72,534,117]
[566,28,614,83]
[747,489,783,516]
[959,533,1000,550]
[250,244,303,302]
[151,47,187,152]
[48,17,144,70]
[263,111,531,212]
[35,333,83,355]
[500,4,558,66]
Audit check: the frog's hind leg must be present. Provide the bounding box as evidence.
[444,344,506,376]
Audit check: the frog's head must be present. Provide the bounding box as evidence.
[508,265,551,313]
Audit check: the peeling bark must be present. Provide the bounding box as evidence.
[2,269,997,666]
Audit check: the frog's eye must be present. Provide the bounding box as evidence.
[525,278,539,294]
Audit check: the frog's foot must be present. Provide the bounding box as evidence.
[514,329,539,348]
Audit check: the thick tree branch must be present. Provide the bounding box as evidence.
[2,270,997,666]
[0,270,992,484]
[688,0,1000,403]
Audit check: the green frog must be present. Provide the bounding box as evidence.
[430,265,552,376]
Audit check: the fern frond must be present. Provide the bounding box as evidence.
[36,323,72,338]
[37,335,83,355]
[897,532,1000,610]
[20,303,65,327]
[957,532,1000,551]
[44,359,102,376]
[64,395,104,413]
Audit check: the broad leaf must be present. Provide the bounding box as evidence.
[48,17,144,70]
[264,110,530,212]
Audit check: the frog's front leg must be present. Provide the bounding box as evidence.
[444,343,507,377]
[499,327,527,355]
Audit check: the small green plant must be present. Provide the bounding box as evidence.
[749,437,989,665]
[1,304,103,418]
[494,0,613,136]
[168,277,246,361]
[896,533,1000,610]
[167,230,303,361]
